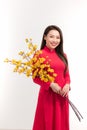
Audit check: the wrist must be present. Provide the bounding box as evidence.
[65,83,71,91]
[50,82,54,88]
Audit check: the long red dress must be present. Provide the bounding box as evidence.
[32,46,71,130]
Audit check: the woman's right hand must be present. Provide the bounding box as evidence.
[50,82,61,94]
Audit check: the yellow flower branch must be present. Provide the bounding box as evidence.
[4,38,57,82]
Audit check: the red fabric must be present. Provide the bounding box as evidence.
[32,46,71,130]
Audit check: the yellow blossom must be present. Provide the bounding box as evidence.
[13,66,19,72]
[11,59,17,65]
[26,69,32,77]
[32,44,38,51]
[25,38,29,43]
[39,58,45,63]
[4,58,9,62]
[27,43,33,49]
[18,68,25,73]
[47,68,54,72]
[53,73,57,77]
[18,51,24,55]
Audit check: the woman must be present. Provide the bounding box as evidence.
[32,25,71,130]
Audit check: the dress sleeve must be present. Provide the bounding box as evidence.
[64,68,71,84]
[33,77,51,90]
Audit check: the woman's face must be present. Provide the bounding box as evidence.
[44,29,61,50]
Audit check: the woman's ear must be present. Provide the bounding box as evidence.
[44,35,46,40]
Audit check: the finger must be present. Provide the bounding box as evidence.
[57,88,61,94]
[62,91,67,97]
[57,90,60,94]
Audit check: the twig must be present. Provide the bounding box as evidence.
[66,97,83,121]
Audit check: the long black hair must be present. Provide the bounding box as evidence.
[40,25,68,72]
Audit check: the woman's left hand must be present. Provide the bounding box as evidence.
[60,84,70,97]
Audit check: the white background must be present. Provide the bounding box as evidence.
[0,0,87,130]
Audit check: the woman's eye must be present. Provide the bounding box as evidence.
[50,36,54,38]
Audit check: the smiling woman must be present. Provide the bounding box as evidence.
[32,25,71,130]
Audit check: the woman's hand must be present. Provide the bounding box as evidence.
[50,82,61,94]
[60,84,70,97]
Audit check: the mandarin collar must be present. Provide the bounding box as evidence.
[44,46,55,53]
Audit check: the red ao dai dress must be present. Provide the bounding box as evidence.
[32,46,71,130]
